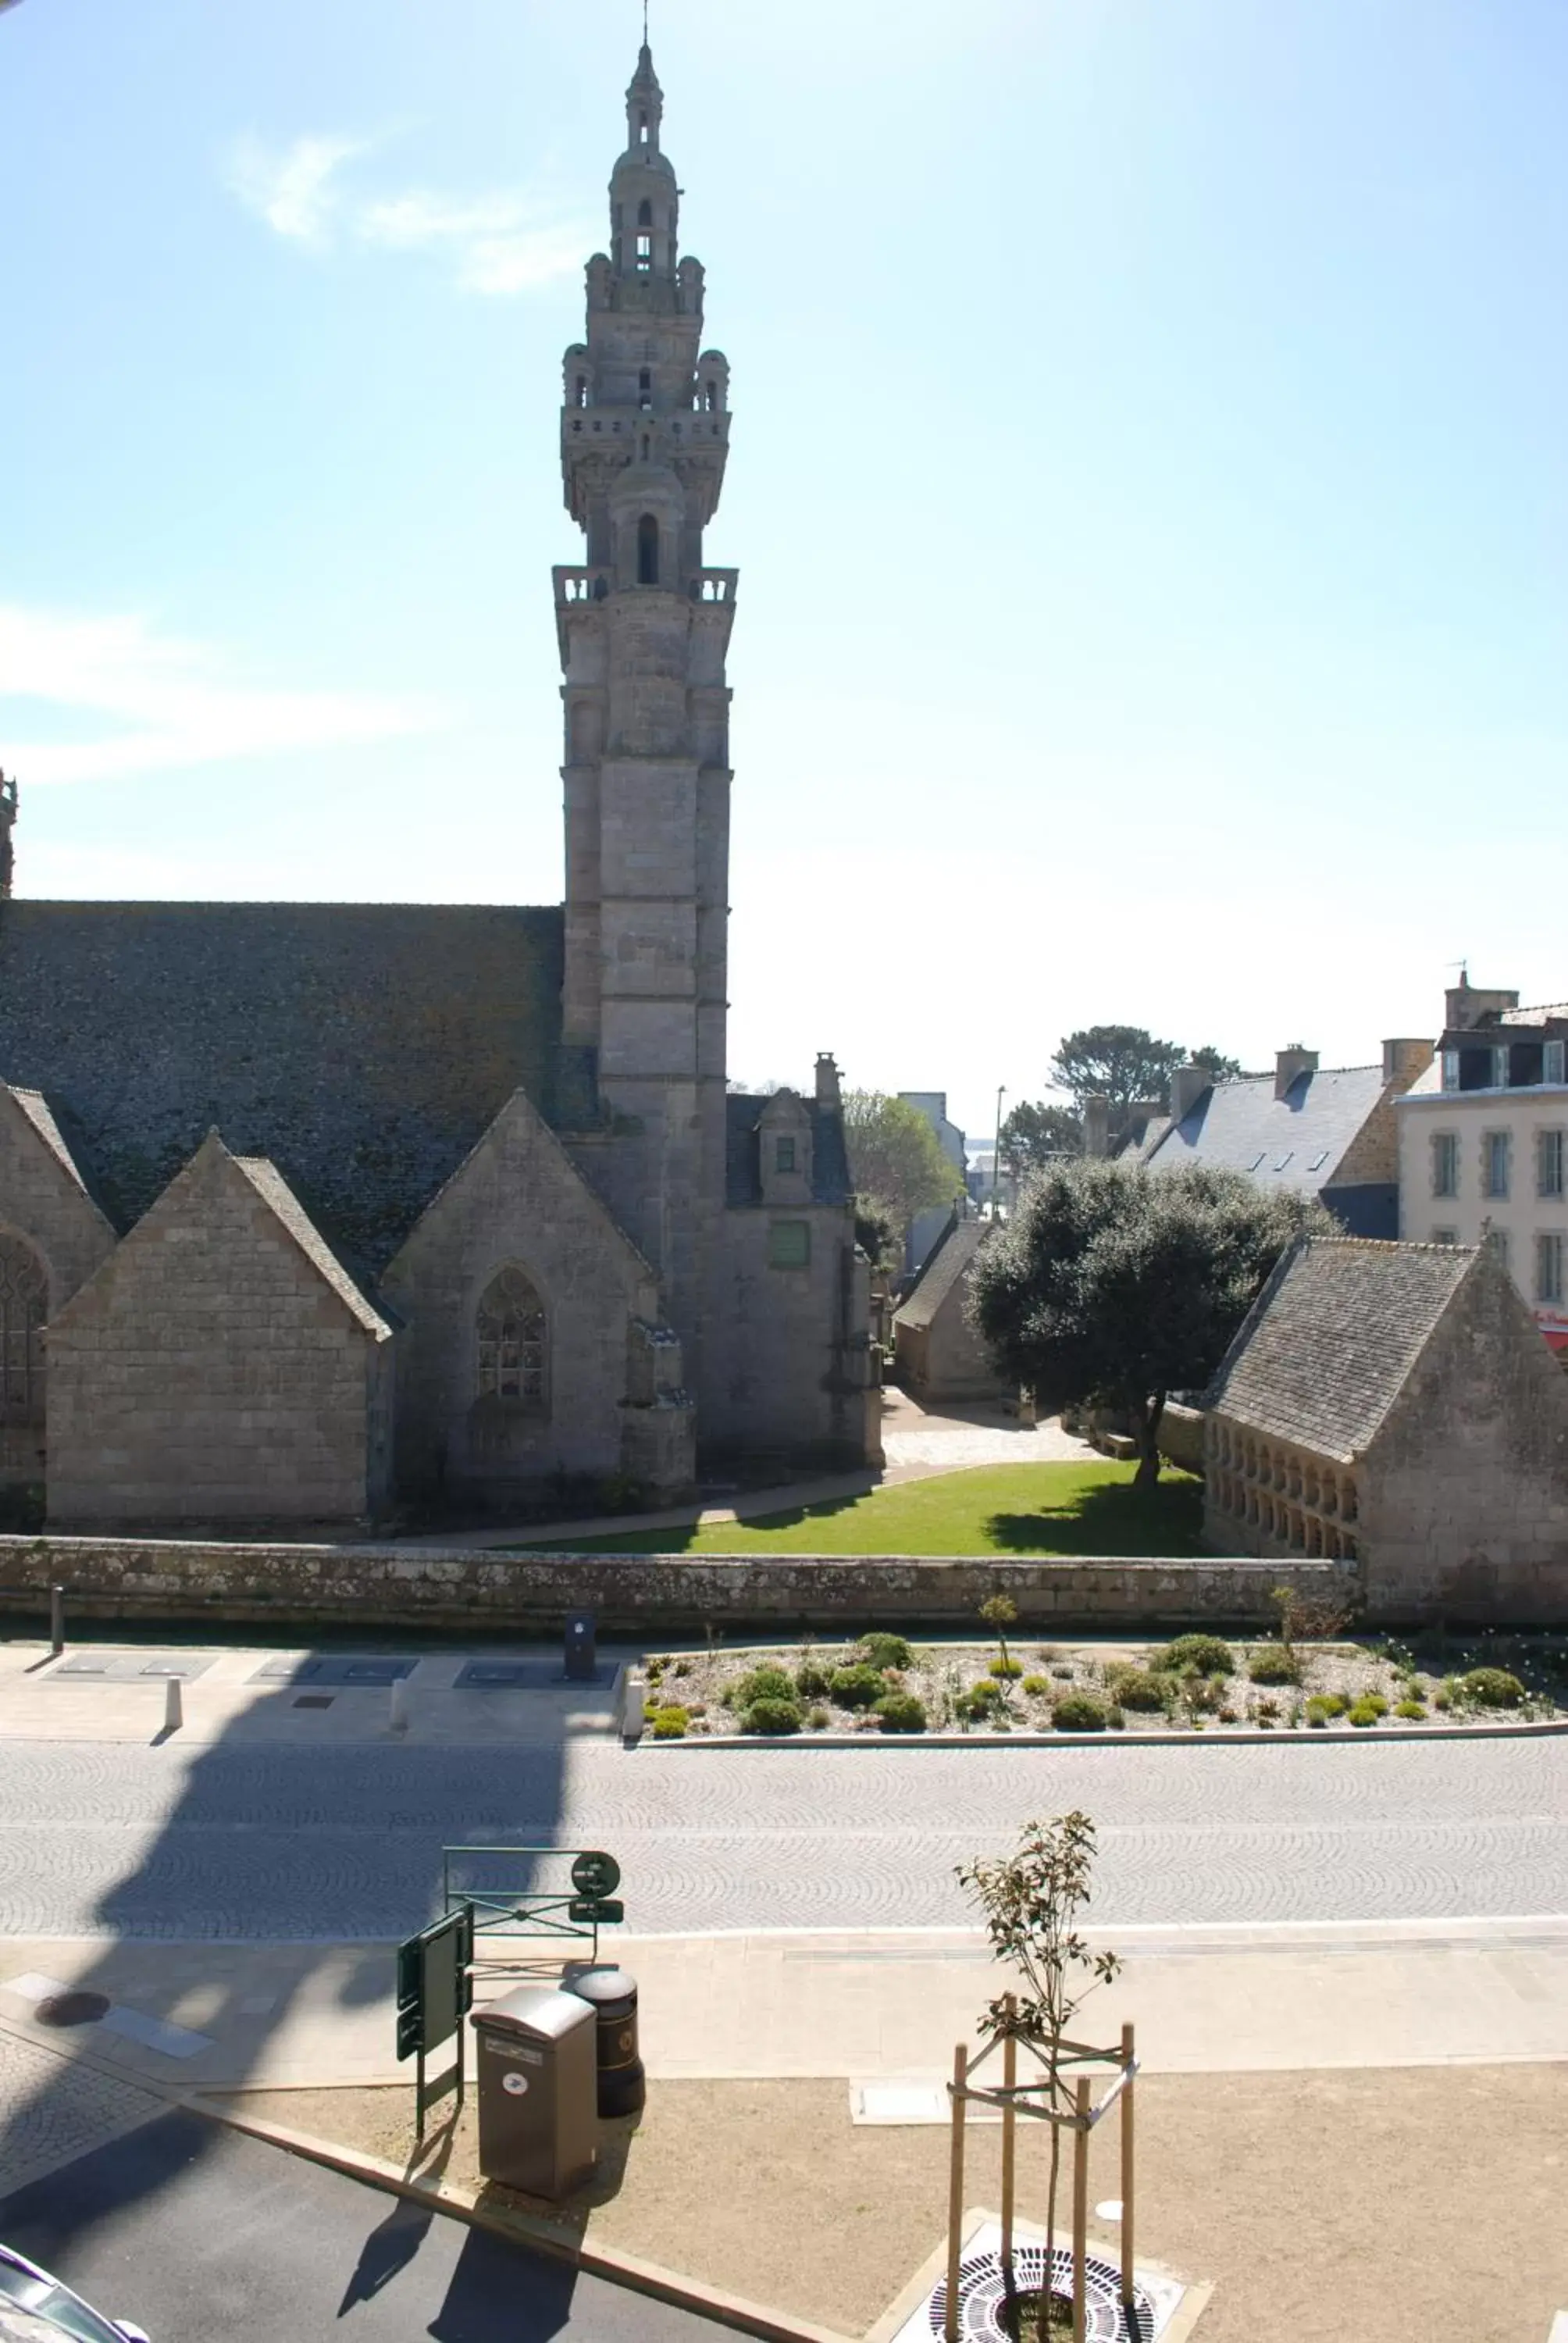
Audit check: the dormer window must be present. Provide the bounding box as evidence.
[775,1136,796,1175]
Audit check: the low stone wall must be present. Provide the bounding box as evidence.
[0,1533,1349,1634]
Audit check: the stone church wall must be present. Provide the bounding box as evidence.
[701,1207,873,1465]
[382,1092,693,1504]
[46,1144,390,1531]
[0,1090,119,1490]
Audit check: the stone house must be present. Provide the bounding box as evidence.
[1204,1236,1568,1623]
[1395,976,1568,1357]
[892,1216,1005,1403]
[0,42,878,1532]
[1133,1041,1434,1236]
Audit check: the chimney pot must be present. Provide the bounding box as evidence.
[1274,1047,1319,1101]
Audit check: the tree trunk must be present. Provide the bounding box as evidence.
[1132,1391,1166,1490]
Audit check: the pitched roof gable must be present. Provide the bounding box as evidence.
[893,1215,989,1332]
[230,1153,393,1340]
[1144,1065,1387,1191]
[1206,1236,1477,1460]
[0,1084,112,1225]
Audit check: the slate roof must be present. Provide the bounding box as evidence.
[725,1094,852,1208]
[0,901,565,1271]
[1206,1237,1477,1460]
[1142,1065,1388,1193]
[893,1214,988,1332]
[231,1154,394,1341]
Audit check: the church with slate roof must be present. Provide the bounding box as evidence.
[0,44,879,1532]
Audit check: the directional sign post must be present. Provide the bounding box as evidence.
[396,1904,474,2140]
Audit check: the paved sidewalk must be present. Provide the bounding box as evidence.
[2,1918,1564,2099]
[0,1641,621,1745]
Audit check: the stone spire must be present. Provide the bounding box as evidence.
[0,770,16,900]
[624,41,665,159]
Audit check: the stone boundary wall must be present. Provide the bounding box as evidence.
[0,1534,1367,1632]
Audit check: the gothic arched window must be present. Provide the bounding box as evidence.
[0,1235,46,1427]
[637,200,653,226]
[637,512,660,586]
[476,1267,547,1412]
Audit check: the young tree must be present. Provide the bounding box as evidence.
[1000,1100,1083,1175]
[968,1159,1334,1487]
[842,1089,964,1240]
[1188,1044,1242,1082]
[1047,1027,1186,1128]
[957,1813,1121,2336]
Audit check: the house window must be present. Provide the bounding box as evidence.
[1547,1040,1566,1086]
[1441,1050,1460,1091]
[774,1136,796,1174]
[768,1220,811,1270]
[476,1266,547,1410]
[1538,1232,1566,1307]
[1431,1132,1459,1197]
[636,512,660,585]
[1538,1129,1565,1199]
[1430,1228,1457,1245]
[0,1234,46,1425]
[1482,1130,1511,1199]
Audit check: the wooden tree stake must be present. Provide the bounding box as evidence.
[1121,2021,1136,2319]
[1072,2076,1090,2343]
[945,2042,967,2343]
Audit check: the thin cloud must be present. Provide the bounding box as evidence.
[0,606,443,789]
[226,133,588,295]
[226,131,368,244]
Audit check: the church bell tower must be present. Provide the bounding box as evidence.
[554,42,735,1344]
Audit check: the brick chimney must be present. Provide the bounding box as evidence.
[1381,1037,1434,1093]
[1274,1046,1318,1101]
[1168,1063,1211,1123]
[814,1052,841,1109]
[1444,976,1520,1033]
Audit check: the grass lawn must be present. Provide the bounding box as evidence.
[562,1459,1208,1557]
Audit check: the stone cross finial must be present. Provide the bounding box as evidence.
[0,769,16,900]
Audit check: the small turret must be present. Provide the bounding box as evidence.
[0,769,16,900]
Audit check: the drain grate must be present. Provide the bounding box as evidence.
[36,1991,111,2028]
[928,2247,1153,2341]
[293,1694,334,1710]
[254,1655,415,1688]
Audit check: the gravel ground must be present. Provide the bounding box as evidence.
[212,2066,1568,2342]
[641,1633,1568,1739]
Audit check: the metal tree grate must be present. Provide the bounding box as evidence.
[928,2246,1153,2342]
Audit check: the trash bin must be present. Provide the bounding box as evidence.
[563,1610,597,1681]
[471,1985,597,2199]
[563,1964,645,2117]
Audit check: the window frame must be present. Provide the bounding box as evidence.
[774,1135,796,1175]
[1537,1230,1566,1307]
[767,1219,811,1271]
[475,1265,550,1414]
[1481,1129,1511,1200]
[1431,1131,1459,1199]
[1538,1128,1565,1200]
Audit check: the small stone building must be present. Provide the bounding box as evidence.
[892,1217,1005,1403]
[1204,1236,1568,1622]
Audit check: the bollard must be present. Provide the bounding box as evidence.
[49,1585,64,1658]
[389,1678,408,1733]
[162,1677,183,1734]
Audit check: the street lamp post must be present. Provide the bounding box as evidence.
[993,1086,1007,1218]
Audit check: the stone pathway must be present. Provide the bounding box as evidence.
[0,2022,166,2192]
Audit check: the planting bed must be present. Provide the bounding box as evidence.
[639,1630,1568,1739]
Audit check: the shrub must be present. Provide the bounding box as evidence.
[1304,1695,1341,1727]
[1107,1705,1127,1731]
[1346,1697,1384,1728]
[1461,1667,1525,1709]
[1157,1634,1235,1678]
[956,1681,1003,1721]
[829,1663,886,1710]
[1395,1699,1426,1721]
[650,1706,689,1739]
[1049,1664,1076,1681]
[875,1692,928,1734]
[672,1658,692,1678]
[1306,1705,1329,1730]
[1105,1666,1169,1714]
[1020,1674,1051,1697]
[1052,1692,1110,1732]
[646,1662,665,1687]
[735,1664,795,1708]
[989,1656,1024,1680]
[1360,1691,1389,1717]
[1247,1644,1299,1685]
[857,1632,914,1671]
[795,1660,833,1699]
[806,1704,832,1731]
[743,1696,803,1736]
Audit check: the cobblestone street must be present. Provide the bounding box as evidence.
[0,1733,1563,1940]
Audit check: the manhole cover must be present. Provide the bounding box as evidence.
[35,1991,111,2027]
[929,2246,1153,2341]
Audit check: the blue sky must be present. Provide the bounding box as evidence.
[3,0,1565,1139]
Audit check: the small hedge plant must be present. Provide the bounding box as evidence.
[1305,1693,1345,1727]
[989,1655,1024,1679]
[1105,1665,1170,1714]
[857,1632,914,1671]
[1461,1667,1525,1708]
[795,1659,835,1699]
[829,1662,887,1710]
[1394,1698,1426,1721]
[1247,1644,1299,1685]
[731,1665,796,1710]
[1052,1692,1110,1733]
[955,1681,1004,1722]
[743,1696,804,1736]
[1020,1674,1051,1697]
[650,1705,690,1739]
[875,1691,927,1735]
[1347,1695,1387,1728]
[1156,1635,1235,1678]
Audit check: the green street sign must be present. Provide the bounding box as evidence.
[568,1895,625,1926]
[570,1849,622,1901]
